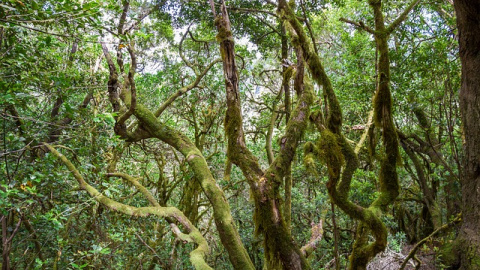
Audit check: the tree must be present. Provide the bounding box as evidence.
[1,0,472,269]
[453,0,480,268]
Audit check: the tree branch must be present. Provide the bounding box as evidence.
[116,42,137,126]
[216,1,264,184]
[44,143,212,270]
[354,110,374,154]
[118,0,130,35]
[301,220,323,258]
[131,103,254,269]
[399,214,461,270]
[339,18,375,34]
[387,0,422,34]
[154,58,222,117]
[107,172,159,207]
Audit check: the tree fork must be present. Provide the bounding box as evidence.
[215,1,312,268]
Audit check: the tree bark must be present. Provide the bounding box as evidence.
[1,215,10,270]
[100,34,254,269]
[278,0,421,268]
[215,2,312,268]
[454,0,480,268]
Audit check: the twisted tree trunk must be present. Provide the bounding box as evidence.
[214,2,312,269]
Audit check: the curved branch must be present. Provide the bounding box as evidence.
[354,110,374,155]
[216,3,309,268]
[116,41,137,126]
[106,172,195,241]
[154,58,222,117]
[399,214,461,270]
[106,172,159,207]
[216,4,264,183]
[131,103,254,270]
[278,0,342,133]
[264,80,313,185]
[44,143,212,270]
[386,0,422,34]
[179,26,197,72]
[300,220,323,258]
[266,83,285,164]
[299,0,319,54]
[279,1,399,268]
[101,42,122,114]
[124,8,153,34]
[339,18,375,34]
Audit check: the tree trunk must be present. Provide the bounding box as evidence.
[1,215,10,270]
[215,3,311,268]
[454,0,480,268]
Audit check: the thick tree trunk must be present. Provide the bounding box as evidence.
[454,0,480,268]
[215,3,311,268]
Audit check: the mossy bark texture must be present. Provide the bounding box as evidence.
[216,2,312,269]
[45,144,212,270]
[133,104,255,270]
[99,31,253,269]
[277,0,421,268]
[453,0,480,269]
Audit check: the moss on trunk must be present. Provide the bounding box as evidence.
[277,0,415,267]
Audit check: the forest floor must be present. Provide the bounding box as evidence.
[402,244,439,270]
[366,245,440,269]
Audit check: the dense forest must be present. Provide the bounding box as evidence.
[1,0,479,269]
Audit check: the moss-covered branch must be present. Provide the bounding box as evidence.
[44,143,212,270]
[106,172,199,241]
[116,42,137,126]
[339,18,375,34]
[279,0,403,268]
[101,15,252,267]
[264,82,313,186]
[215,3,264,187]
[278,0,342,134]
[354,110,374,155]
[106,172,159,207]
[131,103,254,270]
[386,0,421,34]
[216,2,312,268]
[154,58,222,117]
[369,0,400,212]
[300,220,323,258]
[266,87,284,164]
[399,139,441,229]
[399,214,461,270]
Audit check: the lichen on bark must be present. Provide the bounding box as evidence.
[277,0,414,268]
[216,2,313,268]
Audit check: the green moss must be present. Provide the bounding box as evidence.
[439,240,460,267]
[413,106,431,129]
[215,16,233,43]
[303,141,317,174]
[303,153,317,175]
[131,104,255,270]
[283,65,295,81]
[304,141,315,154]
[317,130,345,178]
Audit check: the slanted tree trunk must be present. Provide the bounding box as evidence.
[453,0,480,268]
[214,2,312,269]
[98,7,255,267]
